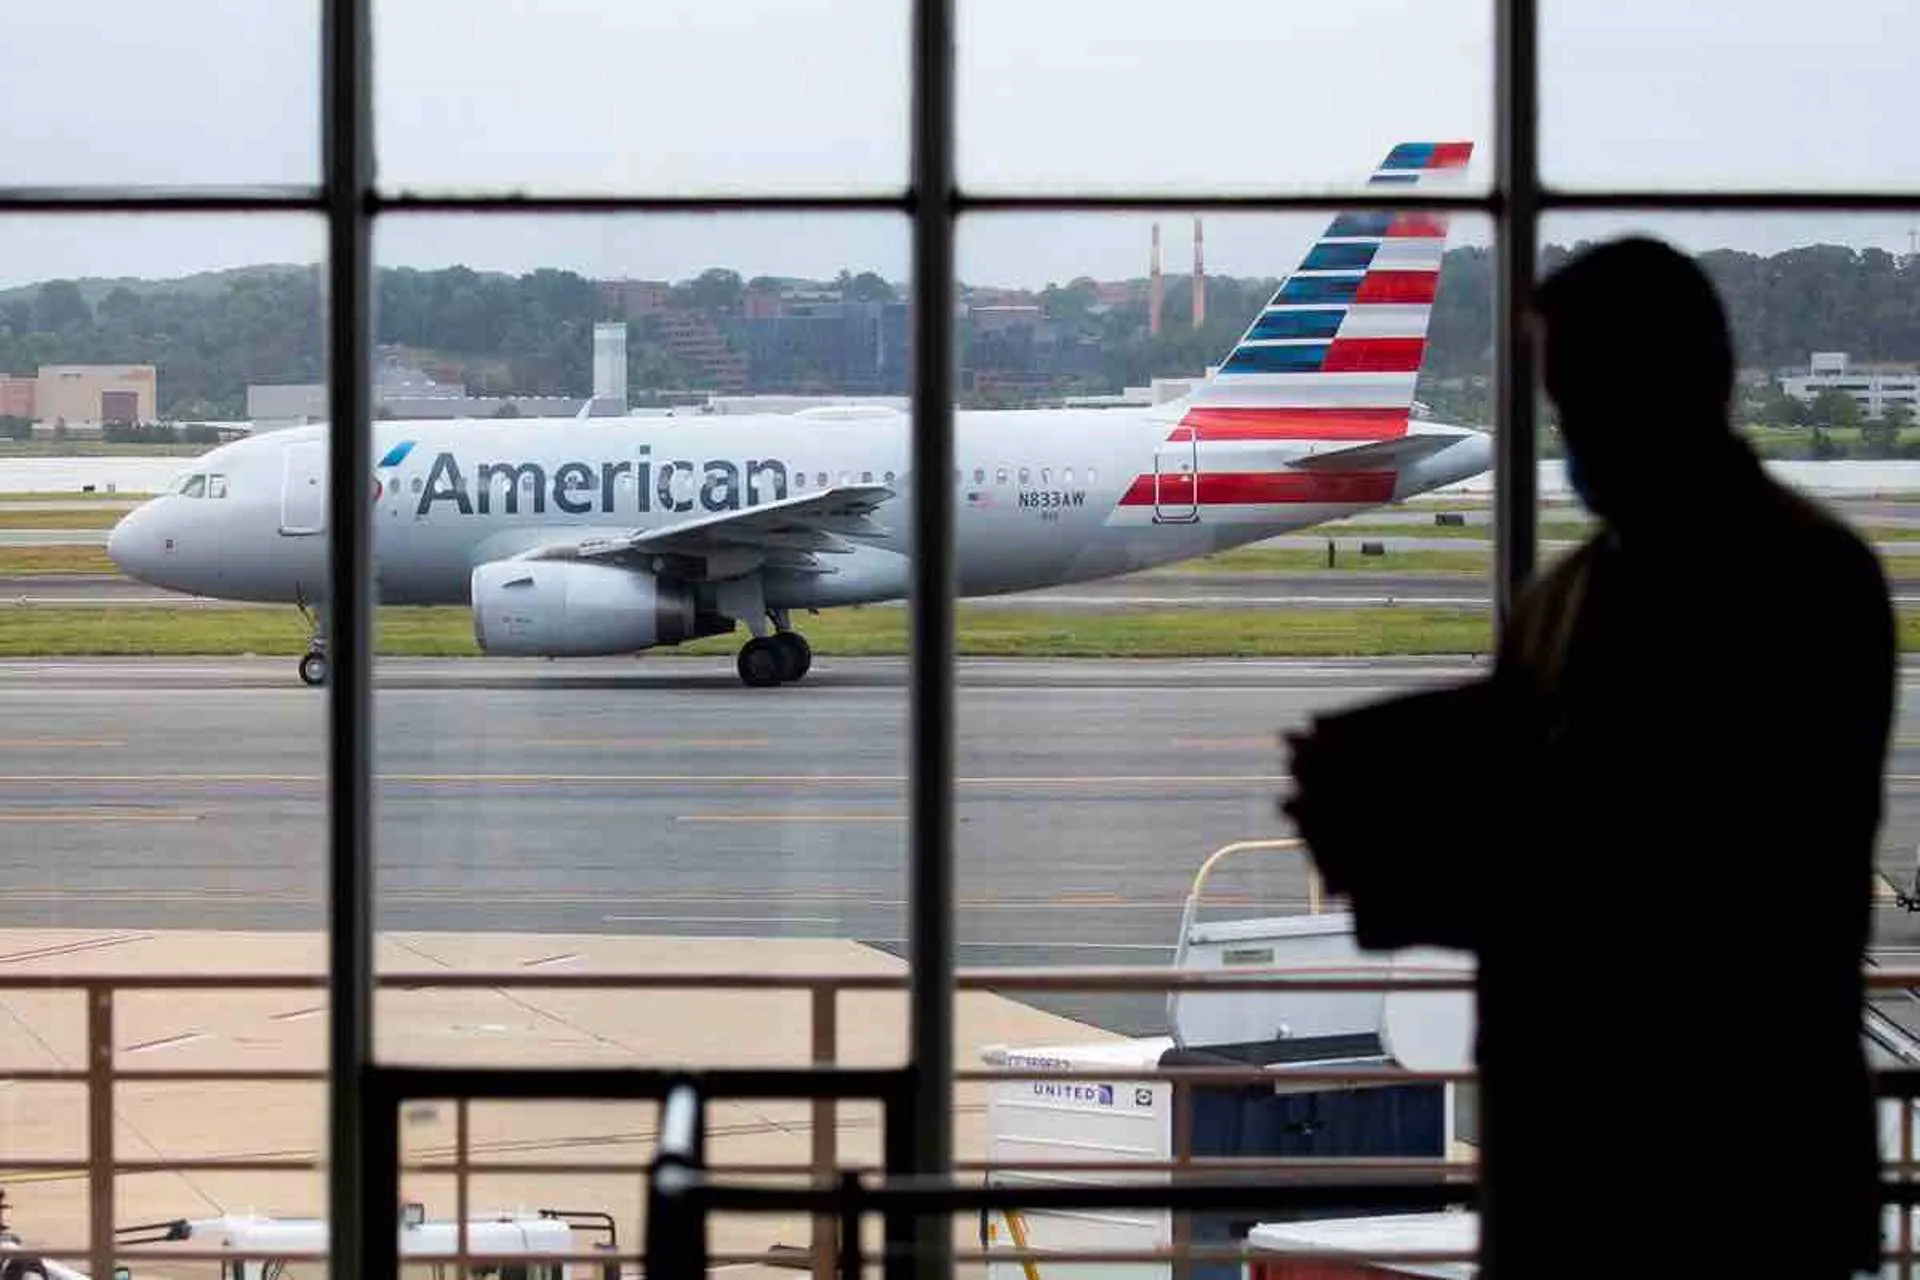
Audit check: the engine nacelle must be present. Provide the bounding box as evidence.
[470,559,698,656]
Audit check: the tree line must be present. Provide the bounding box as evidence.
[1,243,1916,421]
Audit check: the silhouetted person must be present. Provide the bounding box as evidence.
[1282,237,1894,1278]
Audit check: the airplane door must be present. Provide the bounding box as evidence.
[279,440,326,535]
[1153,426,1199,523]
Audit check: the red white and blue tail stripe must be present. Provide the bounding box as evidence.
[1186,140,1471,439]
[1113,141,1473,523]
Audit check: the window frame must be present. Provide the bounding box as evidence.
[8,1,1917,1276]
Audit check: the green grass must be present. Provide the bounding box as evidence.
[0,441,204,457]
[0,605,1498,658]
[12,601,1920,656]
[0,490,153,503]
[0,508,126,530]
[1320,519,1595,542]
[1167,548,1489,574]
[0,547,116,575]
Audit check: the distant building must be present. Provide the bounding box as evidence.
[730,300,909,395]
[652,310,749,393]
[702,394,908,416]
[34,364,157,429]
[1780,351,1920,420]
[968,304,1044,335]
[0,375,34,420]
[248,358,592,428]
[598,278,670,320]
[592,321,628,414]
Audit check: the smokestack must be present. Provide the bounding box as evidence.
[1192,218,1206,329]
[1149,222,1164,336]
[593,321,628,415]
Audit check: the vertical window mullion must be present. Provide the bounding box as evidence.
[322,0,377,1275]
[907,0,957,1275]
[1495,0,1540,620]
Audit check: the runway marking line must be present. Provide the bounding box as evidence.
[0,809,201,823]
[0,772,1288,786]
[676,813,906,824]
[0,739,127,749]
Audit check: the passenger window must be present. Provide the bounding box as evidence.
[1087,467,1098,485]
[973,467,985,484]
[207,474,228,499]
[995,467,1008,485]
[1018,467,1031,485]
[411,476,424,492]
[838,471,851,486]
[180,474,206,499]
[883,470,896,484]
[1063,467,1074,484]
[795,472,808,490]
[817,472,829,487]
[1040,468,1050,485]
[861,470,873,483]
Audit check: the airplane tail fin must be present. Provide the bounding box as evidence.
[1174,141,1473,444]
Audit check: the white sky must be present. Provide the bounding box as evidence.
[1,0,1917,291]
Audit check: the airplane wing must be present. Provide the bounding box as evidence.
[511,483,897,577]
[1292,433,1461,472]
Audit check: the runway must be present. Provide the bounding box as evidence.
[9,655,1920,1033]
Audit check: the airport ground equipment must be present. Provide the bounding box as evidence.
[976,839,1477,1280]
[1243,1211,1477,1280]
[1,1193,617,1280]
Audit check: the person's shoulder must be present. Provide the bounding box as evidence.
[1762,481,1890,611]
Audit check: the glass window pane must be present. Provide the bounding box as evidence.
[375,0,909,195]
[953,209,1491,1038]
[1540,213,1917,956]
[0,3,319,188]
[1542,0,1920,190]
[369,212,911,1066]
[0,214,328,1251]
[959,0,1492,195]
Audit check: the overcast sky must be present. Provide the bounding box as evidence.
[2,0,1917,291]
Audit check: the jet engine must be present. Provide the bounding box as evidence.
[470,559,702,656]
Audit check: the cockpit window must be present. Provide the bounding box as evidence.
[207,474,228,499]
[179,474,206,499]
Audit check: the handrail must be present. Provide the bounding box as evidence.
[6,963,1920,1280]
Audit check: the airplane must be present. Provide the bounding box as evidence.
[106,140,1493,688]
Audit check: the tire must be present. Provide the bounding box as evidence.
[772,632,812,682]
[736,639,784,687]
[299,650,330,687]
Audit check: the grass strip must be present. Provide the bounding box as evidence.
[10,603,1920,656]
[0,508,127,530]
[0,547,116,575]
[0,605,1496,658]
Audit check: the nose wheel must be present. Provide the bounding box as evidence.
[736,631,812,687]
[294,594,329,687]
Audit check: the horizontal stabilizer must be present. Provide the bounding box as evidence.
[1291,432,1458,472]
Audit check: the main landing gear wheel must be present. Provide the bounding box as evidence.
[772,631,812,682]
[737,637,786,688]
[299,650,330,687]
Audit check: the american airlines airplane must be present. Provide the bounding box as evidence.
[107,140,1491,688]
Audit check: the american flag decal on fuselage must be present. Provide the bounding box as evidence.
[1110,141,1473,524]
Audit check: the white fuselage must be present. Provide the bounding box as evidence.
[106,406,1491,611]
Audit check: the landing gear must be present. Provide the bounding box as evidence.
[296,593,328,687]
[772,630,812,682]
[737,636,786,687]
[299,649,331,687]
[734,616,813,688]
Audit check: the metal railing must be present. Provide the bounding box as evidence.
[7,964,1920,1278]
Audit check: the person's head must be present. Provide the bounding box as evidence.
[1533,236,1736,521]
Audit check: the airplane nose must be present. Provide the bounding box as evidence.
[107,503,160,581]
